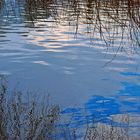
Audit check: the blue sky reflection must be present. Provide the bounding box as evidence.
[61,72,140,128]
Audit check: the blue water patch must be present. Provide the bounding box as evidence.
[118,82,140,96]
[121,72,140,78]
[61,95,121,127]
[61,72,140,127]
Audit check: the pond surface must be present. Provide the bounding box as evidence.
[0,0,140,136]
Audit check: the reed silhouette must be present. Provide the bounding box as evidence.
[0,76,140,140]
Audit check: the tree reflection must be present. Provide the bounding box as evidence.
[0,0,139,53]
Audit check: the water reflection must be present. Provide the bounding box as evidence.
[0,0,139,51]
[61,71,140,137]
[25,0,139,51]
[0,0,140,138]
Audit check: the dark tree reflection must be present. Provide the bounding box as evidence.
[0,0,140,53]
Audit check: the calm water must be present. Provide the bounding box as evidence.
[0,0,140,136]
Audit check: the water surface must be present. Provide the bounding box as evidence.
[0,0,140,136]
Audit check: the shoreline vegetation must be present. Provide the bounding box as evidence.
[0,76,140,140]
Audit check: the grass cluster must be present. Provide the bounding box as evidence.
[0,76,139,140]
[0,76,60,140]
